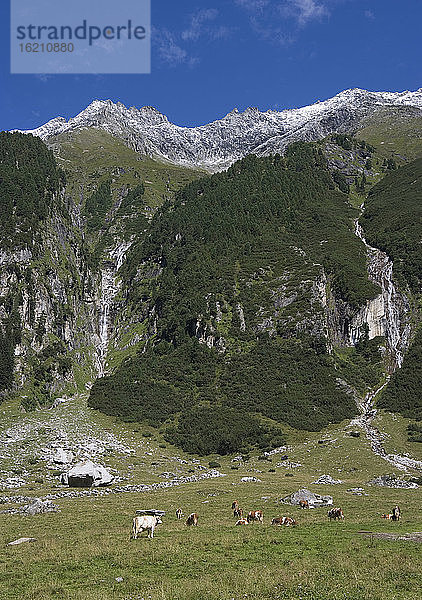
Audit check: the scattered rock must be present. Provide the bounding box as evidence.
[281,488,333,508]
[262,446,288,457]
[0,476,27,490]
[50,398,68,409]
[358,531,422,543]
[22,498,59,515]
[347,488,368,496]
[7,537,36,546]
[51,448,74,465]
[367,475,418,489]
[2,497,59,516]
[115,577,124,583]
[240,476,261,483]
[276,461,302,469]
[312,474,343,485]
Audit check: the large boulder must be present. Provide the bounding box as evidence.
[281,488,333,508]
[62,460,114,487]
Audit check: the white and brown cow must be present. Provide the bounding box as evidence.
[233,507,243,518]
[231,500,239,511]
[131,515,162,539]
[247,510,263,523]
[185,512,199,526]
[271,516,298,526]
[235,518,248,526]
[327,507,344,521]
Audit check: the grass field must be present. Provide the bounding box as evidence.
[1,399,421,600]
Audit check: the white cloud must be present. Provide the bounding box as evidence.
[182,8,219,41]
[364,9,375,20]
[153,28,188,66]
[234,0,270,11]
[249,15,291,45]
[283,0,329,26]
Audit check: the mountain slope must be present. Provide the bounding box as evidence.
[0,130,202,405]
[20,88,422,171]
[88,143,392,453]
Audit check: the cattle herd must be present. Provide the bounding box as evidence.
[130,501,402,539]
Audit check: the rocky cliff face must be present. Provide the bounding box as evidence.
[19,88,422,172]
[0,193,97,406]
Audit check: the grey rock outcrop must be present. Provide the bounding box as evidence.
[22,498,59,515]
[312,474,343,485]
[282,488,333,507]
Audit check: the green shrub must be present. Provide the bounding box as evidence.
[165,405,284,456]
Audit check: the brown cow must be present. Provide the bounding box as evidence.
[247,510,263,523]
[235,518,248,526]
[231,500,239,510]
[233,507,243,518]
[299,500,309,509]
[327,507,344,521]
[176,508,183,520]
[185,512,199,526]
[271,516,298,526]
[381,513,393,520]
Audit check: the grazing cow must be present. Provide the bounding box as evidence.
[247,510,264,523]
[185,512,199,526]
[235,518,248,526]
[392,505,401,521]
[176,508,183,520]
[271,516,298,526]
[299,500,309,509]
[233,507,243,518]
[327,508,344,521]
[231,500,239,510]
[381,513,393,520]
[131,515,162,539]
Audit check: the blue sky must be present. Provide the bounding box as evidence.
[0,0,421,131]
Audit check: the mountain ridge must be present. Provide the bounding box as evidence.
[18,88,422,171]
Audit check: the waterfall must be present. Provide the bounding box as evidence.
[349,210,422,472]
[353,215,411,369]
[95,240,133,377]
